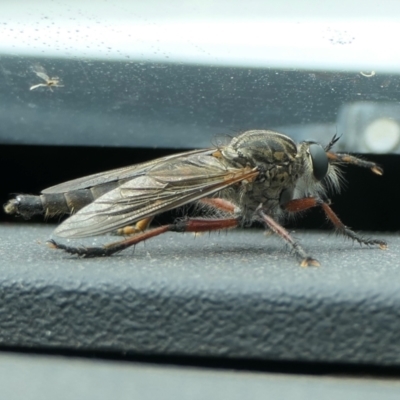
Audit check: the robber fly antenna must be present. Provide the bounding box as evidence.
[325,134,342,152]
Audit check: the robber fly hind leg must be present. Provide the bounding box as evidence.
[113,198,237,238]
[49,198,241,257]
[48,217,241,257]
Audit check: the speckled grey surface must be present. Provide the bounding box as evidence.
[1,352,400,400]
[0,223,399,365]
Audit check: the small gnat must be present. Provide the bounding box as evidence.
[30,65,64,91]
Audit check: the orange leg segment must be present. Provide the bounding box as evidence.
[116,217,154,236]
[199,198,237,214]
[282,197,387,249]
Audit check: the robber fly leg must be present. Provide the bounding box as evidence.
[319,201,387,249]
[256,207,319,267]
[115,217,154,236]
[283,197,387,249]
[48,217,240,257]
[113,199,236,237]
[47,224,171,257]
[199,198,238,214]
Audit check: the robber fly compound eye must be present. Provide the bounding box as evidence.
[308,143,328,181]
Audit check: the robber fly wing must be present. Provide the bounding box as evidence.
[42,148,210,194]
[54,153,258,238]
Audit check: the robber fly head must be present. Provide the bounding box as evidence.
[294,139,342,199]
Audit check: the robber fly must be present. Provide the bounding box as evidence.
[30,64,64,91]
[4,130,387,266]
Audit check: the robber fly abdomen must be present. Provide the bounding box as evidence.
[4,181,124,219]
[4,130,387,266]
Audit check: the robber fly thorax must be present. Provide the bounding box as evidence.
[215,131,339,222]
[4,130,386,266]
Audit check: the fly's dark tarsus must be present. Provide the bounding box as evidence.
[4,129,387,266]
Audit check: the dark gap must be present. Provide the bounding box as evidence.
[1,144,399,231]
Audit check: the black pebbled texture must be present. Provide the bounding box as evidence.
[0,224,398,365]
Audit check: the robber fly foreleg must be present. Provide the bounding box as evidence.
[48,217,241,257]
[283,197,387,249]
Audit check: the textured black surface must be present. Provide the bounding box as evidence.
[0,224,398,365]
[1,352,400,400]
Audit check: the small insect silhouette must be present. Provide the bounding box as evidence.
[30,64,64,91]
